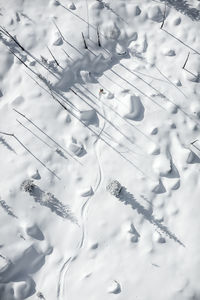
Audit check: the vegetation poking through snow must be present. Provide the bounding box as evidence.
[41,56,59,74]
[0,198,17,218]
[21,180,78,224]
[0,136,16,153]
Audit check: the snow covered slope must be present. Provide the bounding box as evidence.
[0,0,200,299]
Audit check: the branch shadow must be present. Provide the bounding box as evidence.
[0,246,45,284]
[56,86,141,152]
[78,83,152,143]
[161,28,200,56]
[107,69,167,112]
[118,186,185,247]
[14,108,81,165]
[0,26,61,80]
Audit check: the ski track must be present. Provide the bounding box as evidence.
[57,94,106,300]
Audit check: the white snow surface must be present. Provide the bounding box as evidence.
[0,0,200,299]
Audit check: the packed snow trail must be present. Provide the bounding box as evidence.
[57,93,106,300]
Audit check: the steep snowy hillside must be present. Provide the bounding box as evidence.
[0,0,200,299]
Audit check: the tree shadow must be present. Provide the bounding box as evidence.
[0,26,60,80]
[159,0,200,21]
[26,184,78,224]
[118,186,185,247]
[78,82,152,143]
[0,245,45,298]
[0,136,16,154]
[0,199,18,219]
[0,275,36,300]
[0,246,45,284]
[14,108,81,165]
[161,28,200,56]
[56,86,141,152]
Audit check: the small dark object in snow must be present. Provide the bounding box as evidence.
[37,291,45,299]
[106,180,122,197]
[21,179,35,193]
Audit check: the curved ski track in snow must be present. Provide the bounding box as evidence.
[57,95,106,300]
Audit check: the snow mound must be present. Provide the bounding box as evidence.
[120,94,144,121]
